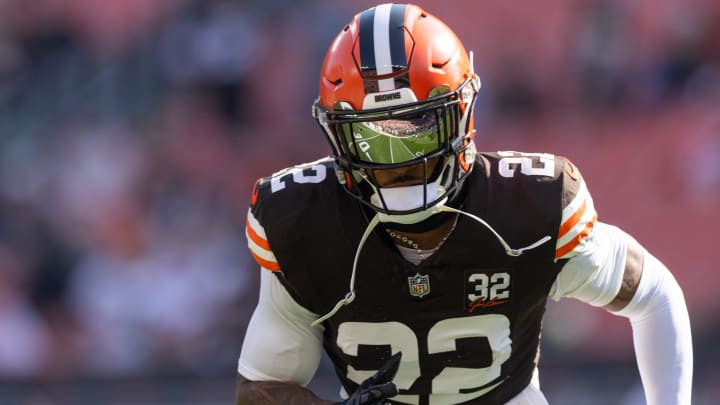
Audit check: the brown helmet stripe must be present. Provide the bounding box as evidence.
[358,4,408,91]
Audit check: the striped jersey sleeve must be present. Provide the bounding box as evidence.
[555,161,598,260]
[246,208,280,271]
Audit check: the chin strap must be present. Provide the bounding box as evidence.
[311,205,551,327]
[438,205,551,257]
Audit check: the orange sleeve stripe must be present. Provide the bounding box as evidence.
[558,198,587,239]
[555,213,598,259]
[245,217,271,250]
[251,251,280,272]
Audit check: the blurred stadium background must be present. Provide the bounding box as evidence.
[0,0,717,403]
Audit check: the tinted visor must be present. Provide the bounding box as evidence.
[338,107,450,165]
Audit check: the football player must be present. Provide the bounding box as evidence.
[237,3,693,404]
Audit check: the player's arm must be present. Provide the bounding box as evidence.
[236,373,332,405]
[605,234,693,405]
[243,196,400,405]
[236,269,400,404]
[600,235,643,312]
[552,225,693,404]
[551,160,692,404]
[241,207,329,403]
[236,268,328,404]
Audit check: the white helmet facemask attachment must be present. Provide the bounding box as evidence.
[313,76,480,224]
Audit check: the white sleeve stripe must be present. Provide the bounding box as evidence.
[561,179,589,221]
[557,197,596,247]
[246,208,268,239]
[246,229,278,262]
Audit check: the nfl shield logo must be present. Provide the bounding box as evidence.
[408,273,430,298]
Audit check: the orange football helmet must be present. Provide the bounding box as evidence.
[312,3,480,219]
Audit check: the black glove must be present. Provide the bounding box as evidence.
[334,352,401,405]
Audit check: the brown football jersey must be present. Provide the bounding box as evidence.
[246,151,591,404]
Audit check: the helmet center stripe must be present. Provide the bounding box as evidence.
[359,4,408,92]
[373,4,395,91]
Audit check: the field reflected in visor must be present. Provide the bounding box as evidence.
[343,110,446,164]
